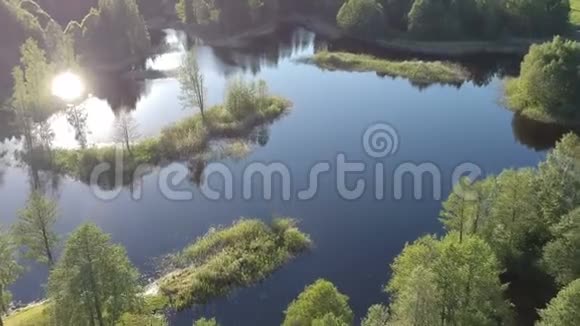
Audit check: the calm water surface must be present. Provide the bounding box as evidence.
[0,28,559,325]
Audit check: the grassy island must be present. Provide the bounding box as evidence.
[158,218,311,310]
[308,51,469,86]
[47,79,291,187]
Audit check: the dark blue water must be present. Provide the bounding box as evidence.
[0,28,560,325]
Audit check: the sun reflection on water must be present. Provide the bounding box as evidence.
[51,71,85,102]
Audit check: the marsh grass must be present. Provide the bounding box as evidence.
[49,80,291,187]
[158,218,311,310]
[309,51,469,85]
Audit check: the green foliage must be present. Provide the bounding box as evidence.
[504,0,570,36]
[387,233,511,325]
[505,37,580,123]
[159,218,311,310]
[44,20,78,71]
[13,191,59,266]
[543,208,580,286]
[74,0,150,63]
[11,38,54,117]
[537,278,580,326]
[193,317,219,326]
[282,279,354,326]
[441,134,580,267]
[572,0,580,25]
[48,223,142,326]
[310,51,468,86]
[361,304,390,326]
[0,226,23,321]
[336,0,384,37]
[48,79,290,189]
[407,0,459,39]
[179,49,207,116]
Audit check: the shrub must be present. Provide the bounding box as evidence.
[505,37,580,123]
[336,0,384,37]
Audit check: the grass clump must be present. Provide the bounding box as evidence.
[309,51,469,85]
[158,218,311,310]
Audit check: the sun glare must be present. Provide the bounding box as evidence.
[52,71,85,102]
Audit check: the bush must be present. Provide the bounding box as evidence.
[407,0,460,39]
[336,0,384,37]
[283,279,354,326]
[537,278,580,325]
[505,37,580,123]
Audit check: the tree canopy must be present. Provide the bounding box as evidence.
[543,207,580,286]
[13,191,59,266]
[282,279,354,326]
[537,278,580,326]
[48,223,142,326]
[336,0,384,37]
[0,226,23,326]
[505,37,580,123]
[387,233,511,325]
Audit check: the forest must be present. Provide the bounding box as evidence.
[0,0,580,325]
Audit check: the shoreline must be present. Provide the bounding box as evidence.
[179,14,553,57]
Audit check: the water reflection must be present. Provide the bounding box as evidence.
[512,114,580,151]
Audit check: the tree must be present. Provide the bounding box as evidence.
[48,223,142,326]
[537,278,580,326]
[336,0,384,37]
[179,49,207,119]
[114,110,140,154]
[13,191,59,267]
[384,0,414,30]
[441,168,546,265]
[504,0,570,36]
[504,37,580,122]
[387,233,511,325]
[66,104,89,149]
[282,279,354,326]
[543,208,580,286]
[0,226,23,326]
[79,0,150,63]
[44,20,78,71]
[407,0,460,39]
[10,38,54,151]
[361,304,390,326]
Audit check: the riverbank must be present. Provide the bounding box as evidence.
[306,51,469,86]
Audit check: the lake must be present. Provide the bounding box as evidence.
[0,27,565,325]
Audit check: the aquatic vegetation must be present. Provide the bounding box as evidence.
[308,51,468,86]
[158,218,311,310]
[49,79,291,188]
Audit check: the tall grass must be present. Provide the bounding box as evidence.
[309,51,468,86]
[159,218,311,310]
